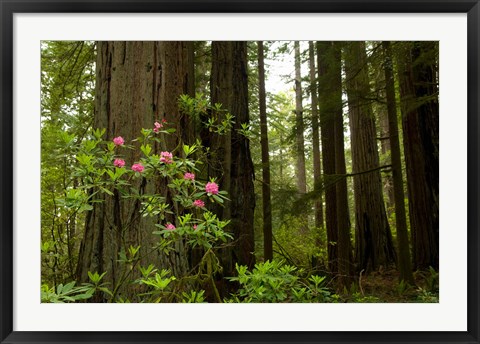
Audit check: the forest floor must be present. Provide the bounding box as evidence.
[352,268,439,303]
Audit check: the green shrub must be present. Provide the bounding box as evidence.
[226,259,331,303]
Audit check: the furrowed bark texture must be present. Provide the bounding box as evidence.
[317,41,338,274]
[344,41,396,272]
[332,42,353,287]
[229,42,256,270]
[210,41,256,275]
[76,41,194,300]
[209,41,233,221]
[383,41,414,284]
[397,41,439,270]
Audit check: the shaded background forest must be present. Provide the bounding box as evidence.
[41,41,439,303]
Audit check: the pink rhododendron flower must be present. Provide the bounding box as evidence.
[205,182,219,195]
[153,121,163,133]
[113,136,125,146]
[165,223,176,230]
[184,172,195,181]
[131,163,144,172]
[114,158,125,168]
[160,151,173,164]
[193,225,198,230]
[193,199,205,208]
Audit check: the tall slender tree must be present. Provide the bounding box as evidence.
[373,46,395,211]
[294,41,307,195]
[317,41,338,274]
[344,41,396,272]
[382,41,414,284]
[308,41,324,231]
[332,42,353,287]
[257,41,273,261]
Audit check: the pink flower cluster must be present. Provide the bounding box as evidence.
[184,172,195,181]
[160,151,173,164]
[205,182,219,195]
[114,158,125,168]
[113,136,124,146]
[165,223,176,230]
[131,163,144,172]
[153,121,163,133]
[192,199,205,208]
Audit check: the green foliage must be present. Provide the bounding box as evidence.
[46,120,234,302]
[138,269,177,302]
[41,282,94,303]
[41,41,96,288]
[42,270,114,303]
[416,288,439,303]
[273,215,325,268]
[227,260,331,303]
[178,93,234,135]
[349,293,381,303]
[182,290,206,303]
[425,266,439,292]
[396,279,414,296]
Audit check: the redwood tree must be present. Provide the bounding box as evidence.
[332,42,353,287]
[383,41,414,284]
[294,41,307,195]
[397,41,439,270]
[317,41,338,274]
[76,41,194,299]
[344,41,396,272]
[229,42,256,270]
[258,41,273,261]
[209,41,256,273]
[308,41,324,231]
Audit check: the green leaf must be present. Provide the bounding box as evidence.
[141,144,152,156]
[212,194,223,204]
[62,281,76,294]
[99,186,114,196]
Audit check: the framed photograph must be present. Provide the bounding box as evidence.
[1,1,478,343]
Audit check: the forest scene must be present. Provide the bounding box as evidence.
[41,40,439,303]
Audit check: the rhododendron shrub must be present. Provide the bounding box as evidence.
[70,120,231,302]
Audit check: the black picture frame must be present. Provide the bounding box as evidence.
[1,1,479,343]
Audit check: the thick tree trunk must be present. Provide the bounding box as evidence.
[77,41,194,301]
[294,41,307,195]
[257,41,273,261]
[344,41,396,272]
[397,41,439,270]
[76,41,194,300]
[209,41,256,275]
[382,41,414,284]
[317,41,338,274]
[309,41,324,231]
[229,42,256,270]
[210,41,233,221]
